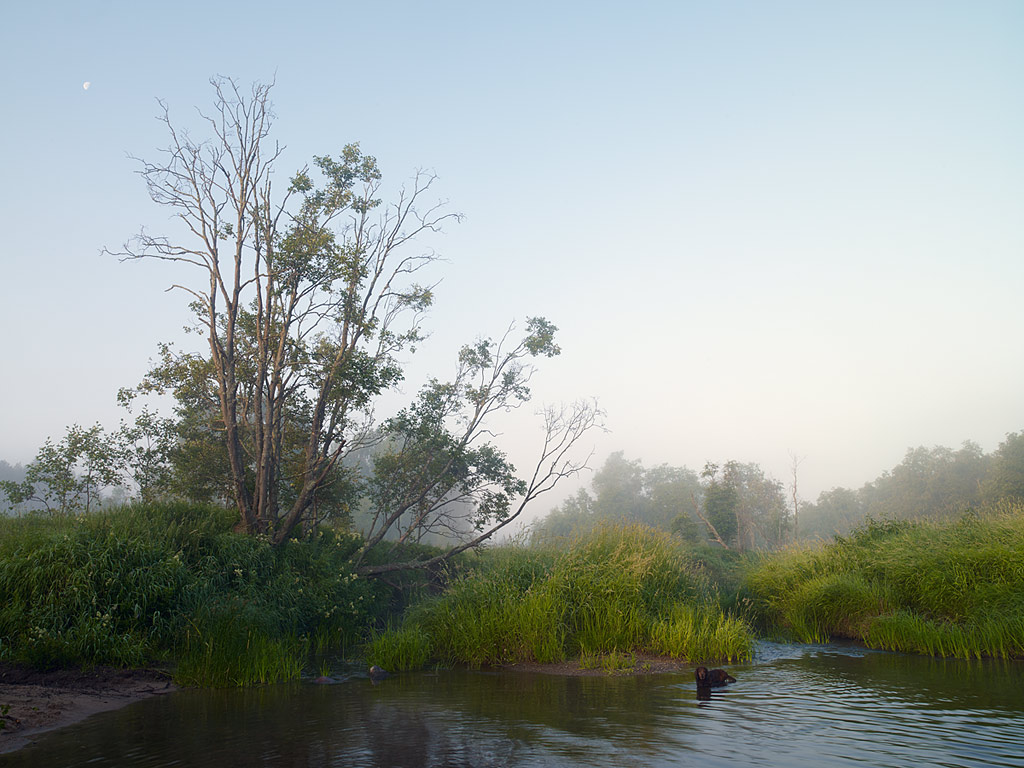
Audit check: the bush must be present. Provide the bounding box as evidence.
[745,505,1024,658]
[0,502,388,683]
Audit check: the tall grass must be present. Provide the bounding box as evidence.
[650,604,752,662]
[368,524,754,670]
[364,624,433,671]
[175,611,308,687]
[0,502,387,684]
[745,504,1024,658]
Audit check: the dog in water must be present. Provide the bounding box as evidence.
[695,666,736,687]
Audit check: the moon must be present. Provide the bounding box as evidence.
[83,82,90,90]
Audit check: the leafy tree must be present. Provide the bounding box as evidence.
[0,460,24,482]
[698,463,739,548]
[983,432,1024,503]
[0,461,28,514]
[696,461,788,550]
[356,332,600,573]
[669,510,701,543]
[591,451,645,518]
[732,461,790,549]
[798,486,865,539]
[530,488,594,540]
[862,442,988,520]
[800,440,996,538]
[644,463,702,532]
[115,391,178,503]
[0,424,121,514]
[530,453,702,542]
[110,78,598,560]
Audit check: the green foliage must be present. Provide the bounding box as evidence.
[745,504,1024,658]
[0,503,387,683]
[531,453,790,552]
[365,624,433,672]
[174,608,308,687]
[532,453,704,541]
[701,461,790,550]
[112,79,596,555]
[780,573,884,643]
[650,604,752,662]
[798,437,1024,539]
[369,524,754,670]
[354,320,595,573]
[983,431,1024,504]
[0,424,121,515]
[864,610,1024,660]
[689,545,758,615]
[701,463,740,546]
[537,431,1024,551]
[114,392,178,503]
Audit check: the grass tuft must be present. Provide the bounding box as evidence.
[365,624,433,672]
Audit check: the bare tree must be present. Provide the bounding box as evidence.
[789,451,805,541]
[357,388,602,576]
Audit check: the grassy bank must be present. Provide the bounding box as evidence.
[0,503,387,685]
[745,503,1024,659]
[366,525,754,672]
[9,500,1013,687]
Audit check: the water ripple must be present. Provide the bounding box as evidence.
[6,644,1024,768]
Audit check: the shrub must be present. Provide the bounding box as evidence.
[0,502,388,683]
[745,505,1024,658]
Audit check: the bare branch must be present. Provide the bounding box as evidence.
[356,399,603,576]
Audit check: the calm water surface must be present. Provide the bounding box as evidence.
[6,642,1023,767]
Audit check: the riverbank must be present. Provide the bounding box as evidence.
[745,506,1024,658]
[0,502,388,687]
[498,652,694,677]
[0,664,176,754]
[366,525,754,673]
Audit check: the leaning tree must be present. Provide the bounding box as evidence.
[112,78,599,567]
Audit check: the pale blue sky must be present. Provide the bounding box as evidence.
[2,1,1022,511]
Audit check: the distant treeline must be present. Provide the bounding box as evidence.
[801,433,1024,539]
[531,432,1024,547]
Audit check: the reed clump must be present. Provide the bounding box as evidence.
[0,502,386,685]
[365,524,754,671]
[745,503,1024,658]
[365,624,433,672]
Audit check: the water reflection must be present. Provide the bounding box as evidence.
[6,643,1024,767]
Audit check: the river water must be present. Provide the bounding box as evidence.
[6,642,1024,767]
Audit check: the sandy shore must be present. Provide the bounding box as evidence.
[0,664,177,755]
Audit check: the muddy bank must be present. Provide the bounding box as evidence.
[499,653,692,677]
[0,664,177,754]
